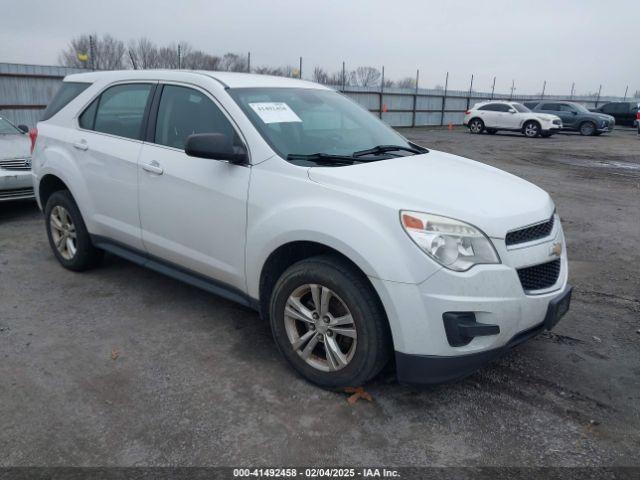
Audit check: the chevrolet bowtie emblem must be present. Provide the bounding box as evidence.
[550,242,562,257]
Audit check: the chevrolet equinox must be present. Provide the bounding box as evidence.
[32,71,572,387]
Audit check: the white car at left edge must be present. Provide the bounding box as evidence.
[0,116,35,201]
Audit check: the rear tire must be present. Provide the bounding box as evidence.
[486,128,497,135]
[269,255,391,388]
[468,118,485,134]
[523,120,541,138]
[45,190,103,271]
[579,121,596,136]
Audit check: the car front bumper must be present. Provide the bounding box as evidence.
[369,215,569,384]
[0,169,34,201]
[395,284,572,384]
[596,122,615,133]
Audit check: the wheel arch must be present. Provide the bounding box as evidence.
[521,118,541,133]
[258,240,383,322]
[38,174,71,209]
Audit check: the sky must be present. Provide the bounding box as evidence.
[1,0,638,96]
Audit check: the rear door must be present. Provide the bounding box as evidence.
[540,103,572,127]
[137,83,250,291]
[75,82,155,249]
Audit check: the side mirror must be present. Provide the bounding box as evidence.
[185,133,248,164]
[508,109,516,114]
[571,111,577,115]
[17,124,29,133]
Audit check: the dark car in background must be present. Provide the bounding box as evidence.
[591,101,639,127]
[524,101,615,136]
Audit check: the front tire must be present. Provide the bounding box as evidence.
[486,128,497,135]
[579,121,596,136]
[45,190,103,271]
[468,118,485,134]
[269,255,391,388]
[523,120,541,138]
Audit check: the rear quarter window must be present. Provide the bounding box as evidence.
[41,82,92,121]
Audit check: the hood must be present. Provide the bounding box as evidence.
[533,113,560,121]
[595,113,614,122]
[0,133,30,161]
[308,150,554,239]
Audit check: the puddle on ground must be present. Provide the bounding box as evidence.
[555,157,640,173]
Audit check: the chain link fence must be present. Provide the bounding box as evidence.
[1,62,636,128]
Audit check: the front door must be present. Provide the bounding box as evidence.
[138,84,250,291]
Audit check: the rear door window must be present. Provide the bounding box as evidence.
[479,104,500,111]
[83,84,153,140]
[41,82,91,121]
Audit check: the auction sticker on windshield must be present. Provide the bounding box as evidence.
[249,102,302,124]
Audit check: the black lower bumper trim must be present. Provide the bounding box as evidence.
[396,285,573,385]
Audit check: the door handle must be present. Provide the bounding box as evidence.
[73,141,88,151]
[142,161,164,175]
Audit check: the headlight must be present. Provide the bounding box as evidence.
[400,211,500,271]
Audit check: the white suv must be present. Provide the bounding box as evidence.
[464,101,562,138]
[32,71,572,387]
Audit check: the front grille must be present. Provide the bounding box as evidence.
[517,259,561,292]
[0,187,34,199]
[0,158,31,171]
[505,215,554,247]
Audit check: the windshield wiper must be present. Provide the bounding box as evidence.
[352,144,427,158]
[287,153,356,165]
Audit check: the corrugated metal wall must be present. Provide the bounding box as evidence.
[0,62,634,128]
[0,63,87,127]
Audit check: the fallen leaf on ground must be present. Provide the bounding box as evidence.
[344,386,373,404]
[111,348,120,361]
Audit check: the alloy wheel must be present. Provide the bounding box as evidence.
[524,122,539,137]
[469,120,482,133]
[49,205,77,260]
[283,284,357,372]
[580,122,595,136]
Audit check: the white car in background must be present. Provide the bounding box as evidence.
[464,101,562,138]
[0,116,34,201]
[32,71,572,387]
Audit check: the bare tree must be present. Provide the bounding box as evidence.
[156,44,180,69]
[219,53,248,72]
[312,66,330,84]
[254,65,297,77]
[396,77,416,89]
[127,38,159,69]
[183,50,221,70]
[382,78,394,88]
[59,34,125,69]
[354,66,381,87]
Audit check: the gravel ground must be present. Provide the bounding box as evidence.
[0,127,638,467]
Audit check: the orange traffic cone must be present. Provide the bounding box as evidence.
[448,123,453,131]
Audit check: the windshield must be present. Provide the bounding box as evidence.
[228,87,413,161]
[0,117,21,135]
[512,103,530,113]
